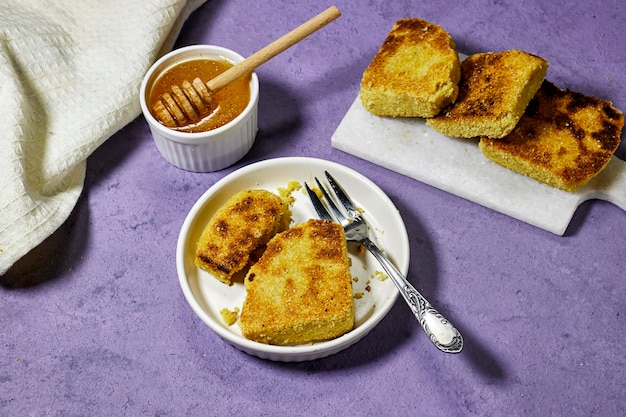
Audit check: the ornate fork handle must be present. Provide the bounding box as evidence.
[360,238,463,354]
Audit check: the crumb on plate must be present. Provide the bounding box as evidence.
[372,270,388,282]
[220,307,240,326]
[278,180,302,204]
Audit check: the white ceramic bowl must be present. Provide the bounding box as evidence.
[176,157,410,361]
[140,45,259,172]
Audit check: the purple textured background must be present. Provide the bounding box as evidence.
[2,0,625,416]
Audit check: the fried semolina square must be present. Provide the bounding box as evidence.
[195,189,291,286]
[427,49,548,138]
[479,81,624,191]
[240,219,354,346]
[359,18,461,118]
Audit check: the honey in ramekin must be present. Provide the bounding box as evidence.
[148,58,251,133]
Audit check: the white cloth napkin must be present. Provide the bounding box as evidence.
[0,0,207,274]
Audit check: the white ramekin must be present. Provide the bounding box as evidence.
[140,45,259,172]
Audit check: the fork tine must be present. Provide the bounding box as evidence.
[324,171,361,219]
[314,177,346,222]
[304,182,333,220]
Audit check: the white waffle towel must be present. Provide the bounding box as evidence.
[0,0,207,274]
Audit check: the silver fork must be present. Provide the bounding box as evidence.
[305,171,463,354]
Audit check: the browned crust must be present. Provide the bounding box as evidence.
[194,190,290,285]
[479,81,624,191]
[240,219,354,345]
[427,50,548,138]
[360,18,460,117]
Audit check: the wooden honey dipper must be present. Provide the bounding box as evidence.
[152,6,341,128]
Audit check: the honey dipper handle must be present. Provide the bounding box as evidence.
[206,6,341,92]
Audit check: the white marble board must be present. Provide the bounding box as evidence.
[331,97,626,235]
